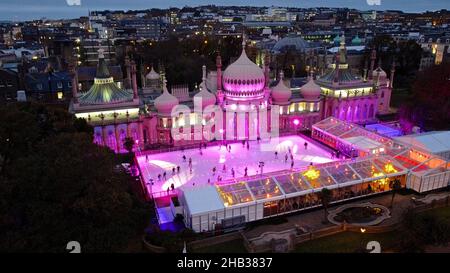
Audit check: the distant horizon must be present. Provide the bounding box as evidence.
[0,0,449,21]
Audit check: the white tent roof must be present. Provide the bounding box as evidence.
[181,185,224,215]
[395,131,450,154]
[343,136,383,151]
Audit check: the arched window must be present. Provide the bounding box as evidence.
[363,104,368,119]
[369,104,375,118]
[346,106,352,121]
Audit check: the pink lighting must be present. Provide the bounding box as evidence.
[293,119,300,126]
[230,104,237,111]
[136,135,336,194]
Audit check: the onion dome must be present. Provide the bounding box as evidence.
[154,76,179,115]
[352,35,362,45]
[301,75,322,100]
[271,71,291,105]
[222,35,266,100]
[333,35,341,45]
[194,65,216,108]
[146,66,160,80]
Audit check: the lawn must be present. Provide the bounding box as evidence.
[293,206,450,253]
[193,239,248,253]
[292,231,401,253]
[418,206,450,224]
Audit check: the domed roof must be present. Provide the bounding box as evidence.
[352,35,362,45]
[78,49,133,105]
[271,71,291,105]
[273,35,309,52]
[222,36,266,95]
[146,67,160,80]
[194,65,216,108]
[154,76,179,115]
[333,35,341,44]
[223,47,264,83]
[301,76,322,100]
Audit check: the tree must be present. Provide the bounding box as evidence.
[389,178,402,208]
[0,102,149,252]
[318,188,332,223]
[399,63,450,131]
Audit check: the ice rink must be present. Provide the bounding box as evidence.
[137,135,336,194]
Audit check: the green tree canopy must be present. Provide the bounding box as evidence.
[0,103,148,252]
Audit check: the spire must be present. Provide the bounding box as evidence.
[369,48,376,80]
[98,48,104,59]
[202,64,207,81]
[279,70,284,80]
[339,34,347,64]
[96,48,110,78]
[390,59,396,88]
[162,74,168,94]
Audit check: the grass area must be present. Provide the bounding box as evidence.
[293,206,450,253]
[193,239,248,253]
[418,206,450,224]
[292,231,401,253]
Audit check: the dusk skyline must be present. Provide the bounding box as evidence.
[1,0,450,21]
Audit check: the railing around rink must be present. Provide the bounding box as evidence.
[139,131,302,157]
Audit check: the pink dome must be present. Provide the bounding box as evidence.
[222,37,266,101]
[301,77,322,100]
[154,77,179,115]
[271,71,291,105]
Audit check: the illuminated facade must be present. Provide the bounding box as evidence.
[70,35,394,152]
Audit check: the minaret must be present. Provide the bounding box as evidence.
[334,53,340,84]
[369,48,376,80]
[338,34,347,64]
[216,51,224,105]
[69,58,79,104]
[125,56,132,89]
[216,52,222,92]
[264,50,270,88]
[390,60,396,88]
[131,59,138,99]
[363,58,368,82]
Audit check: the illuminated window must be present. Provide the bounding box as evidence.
[298,102,306,112]
[289,104,296,113]
[189,113,196,125]
[57,92,63,100]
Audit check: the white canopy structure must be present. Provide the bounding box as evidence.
[179,118,450,232]
[395,131,450,160]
